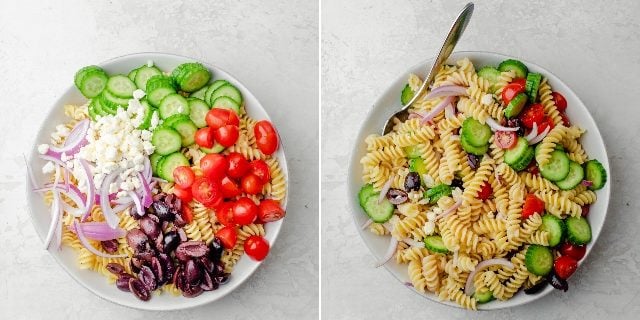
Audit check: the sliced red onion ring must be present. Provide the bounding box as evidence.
[99,170,122,229]
[444,104,455,119]
[46,119,89,157]
[142,156,152,182]
[424,85,467,100]
[95,192,117,204]
[581,180,593,187]
[112,202,133,214]
[403,237,424,248]
[528,126,551,145]
[420,96,454,125]
[361,218,374,230]
[450,134,460,141]
[486,117,519,132]
[524,122,539,141]
[73,220,127,258]
[78,159,96,221]
[43,191,62,249]
[435,200,462,221]
[408,112,422,120]
[69,221,126,241]
[137,172,153,208]
[382,222,394,233]
[464,258,515,296]
[33,184,85,216]
[128,191,144,217]
[37,154,71,192]
[375,237,399,268]
[378,175,394,204]
[23,154,38,187]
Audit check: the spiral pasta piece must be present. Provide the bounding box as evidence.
[538,78,563,126]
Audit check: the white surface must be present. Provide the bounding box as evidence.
[0,0,318,319]
[322,0,640,319]
[346,51,611,310]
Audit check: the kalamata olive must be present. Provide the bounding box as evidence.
[173,213,186,227]
[467,153,479,170]
[214,263,225,276]
[126,229,149,252]
[138,265,157,291]
[158,253,173,284]
[200,271,214,291]
[547,272,568,292]
[404,172,421,192]
[176,241,209,261]
[199,256,215,274]
[129,278,151,301]
[135,250,155,264]
[525,279,549,294]
[182,285,203,298]
[185,259,202,286]
[101,239,119,254]
[163,231,181,253]
[506,118,525,136]
[175,270,187,292]
[150,257,165,286]
[154,233,164,252]
[139,216,161,239]
[106,262,125,275]
[152,201,174,221]
[208,238,223,263]
[386,188,408,205]
[214,275,229,285]
[177,228,188,242]
[116,274,133,292]
[130,257,143,273]
[172,265,183,287]
[450,178,464,190]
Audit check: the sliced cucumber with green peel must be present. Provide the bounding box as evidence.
[204,80,228,105]
[211,96,241,114]
[88,99,105,120]
[504,137,534,171]
[425,184,452,204]
[403,145,422,159]
[101,89,131,112]
[146,75,176,107]
[190,85,209,100]
[539,150,570,182]
[585,159,607,190]
[400,84,414,105]
[171,118,198,147]
[362,194,394,223]
[498,59,528,78]
[188,98,210,128]
[151,127,182,155]
[74,65,108,98]
[150,153,163,176]
[504,93,528,118]
[200,143,225,154]
[106,75,136,98]
[134,66,163,90]
[409,157,428,176]
[137,100,155,130]
[157,152,189,182]
[525,245,553,276]
[525,72,542,103]
[540,214,565,247]
[555,161,584,190]
[128,68,139,81]
[474,288,494,304]
[477,66,501,92]
[461,118,492,147]
[171,62,211,92]
[358,184,376,209]
[461,134,489,156]
[566,217,591,245]
[424,235,449,254]
[208,83,243,106]
[159,93,190,119]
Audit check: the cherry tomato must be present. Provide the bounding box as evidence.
[254,120,279,155]
[172,186,193,202]
[551,92,567,112]
[191,177,223,207]
[232,197,259,225]
[215,201,235,226]
[248,160,271,184]
[214,125,239,147]
[241,173,263,195]
[477,181,492,200]
[495,131,517,149]
[520,104,545,129]
[258,199,286,222]
[538,116,555,133]
[220,176,242,198]
[559,242,587,261]
[554,256,578,280]
[244,235,270,261]
[511,78,526,87]
[173,166,196,189]
[205,108,239,129]
[522,194,545,219]
[194,127,215,148]
[215,226,238,249]
[200,154,228,180]
[580,205,590,217]
[501,82,526,105]
[560,112,571,127]
[181,202,194,224]
[226,152,250,179]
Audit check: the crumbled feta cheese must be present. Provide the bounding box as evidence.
[37,144,49,154]
[426,209,438,221]
[481,93,494,106]
[423,221,436,235]
[150,111,160,129]
[451,187,463,202]
[55,124,71,136]
[422,174,435,188]
[133,89,146,100]
[109,183,119,194]
[146,60,154,67]
[42,161,55,174]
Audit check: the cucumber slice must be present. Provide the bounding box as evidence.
[134,66,162,90]
[424,235,449,254]
[137,100,155,130]
[159,93,190,119]
[525,245,553,276]
[555,144,565,151]
[474,288,494,304]
[425,184,452,204]
[188,98,210,128]
[555,161,584,190]
[88,99,104,120]
[171,118,198,147]
[160,114,191,129]
[461,118,492,147]
[77,68,109,99]
[106,75,136,98]
[504,137,534,171]
[146,75,176,107]
[540,214,565,247]
[477,66,501,92]
[409,157,428,176]
[461,134,489,156]
[200,143,225,154]
[102,89,131,110]
[504,93,528,118]
[400,84,415,105]
[362,194,394,223]
[525,73,542,103]
[585,159,607,190]
[566,217,592,245]
[211,96,241,114]
[403,146,422,159]
[171,62,212,92]
[204,80,228,105]
[190,85,209,100]
[74,65,102,88]
[539,150,571,182]
[91,96,111,117]
[498,59,528,78]
[358,184,376,209]
[151,127,182,155]
[158,152,190,182]
[208,83,243,106]
[128,67,139,81]
[150,153,163,176]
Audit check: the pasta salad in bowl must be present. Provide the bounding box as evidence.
[26,53,288,310]
[348,51,609,310]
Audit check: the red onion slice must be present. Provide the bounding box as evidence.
[403,237,424,248]
[33,184,85,216]
[70,221,126,241]
[378,175,394,204]
[424,85,467,100]
[486,117,519,132]
[79,159,96,221]
[73,220,127,258]
[444,103,455,119]
[524,122,539,141]
[435,200,462,221]
[112,202,133,214]
[420,96,454,125]
[24,154,38,188]
[99,170,122,229]
[581,180,593,187]
[128,191,144,217]
[361,218,374,230]
[528,126,551,145]
[46,119,90,157]
[464,258,515,296]
[375,237,399,268]
[43,191,62,249]
[137,172,153,208]
[408,112,422,120]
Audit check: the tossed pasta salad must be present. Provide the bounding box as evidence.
[358,57,606,310]
[30,60,286,301]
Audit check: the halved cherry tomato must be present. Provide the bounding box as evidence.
[520,103,545,129]
[477,181,492,200]
[226,152,249,179]
[173,186,193,202]
[248,160,271,184]
[537,116,555,133]
[554,256,578,280]
[511,78,526,87]
[216,226,238,249]
[200,154,228,180]
[560,112,571,127]
[173,166,196,189]
[522,194,545,219]
[551,92,567,112]
[232,197,259,225]
[214,125,239,147]
[215,201,235,226]
[191,177,222,207]
[254,120,279,155]
[241,173,263,195]
[244,235,269,261]
[258,199,286,222]
[495,131,517,149]
[581,205,590,217]
[559,242,586,261]
[220,176,242,198]
[205,108,239,129]
[181,202,194,224]
[501,81,526,105]
[194,127,215,148]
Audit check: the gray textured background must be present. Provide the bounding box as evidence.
[322,0,640,319]
[0,0,318,319]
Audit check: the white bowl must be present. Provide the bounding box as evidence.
[347,51,610,310]
[26,52,288,311]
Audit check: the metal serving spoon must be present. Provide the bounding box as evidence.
[381,2,474,135]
